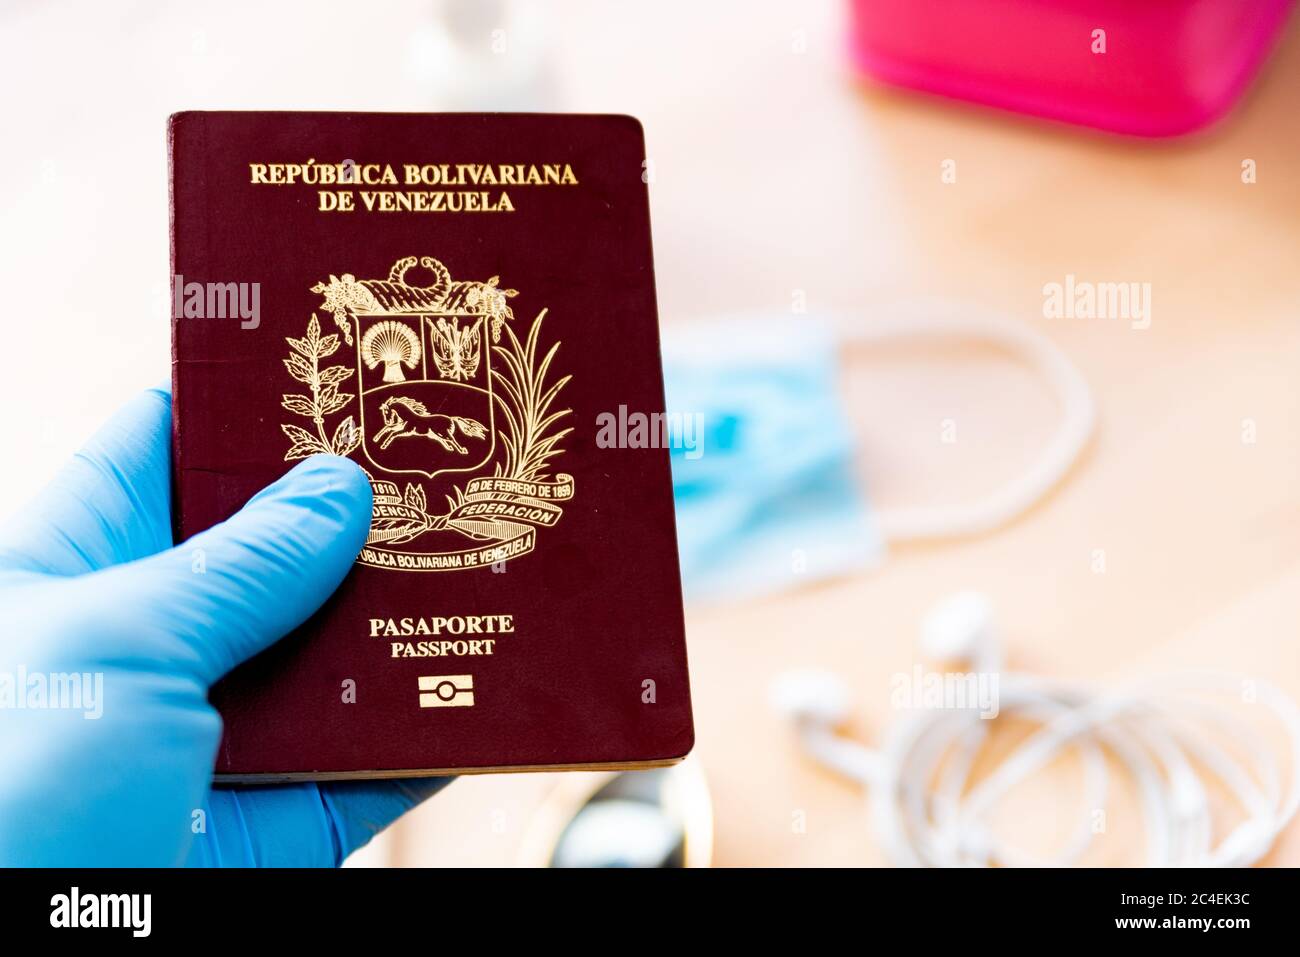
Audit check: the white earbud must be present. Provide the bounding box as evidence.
[769,669,852,727]
[769,670,882,786]
[919,589,999,671]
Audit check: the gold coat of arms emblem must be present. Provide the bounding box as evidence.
[279,255,574,572]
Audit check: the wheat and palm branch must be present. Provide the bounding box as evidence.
[491,309,572,483]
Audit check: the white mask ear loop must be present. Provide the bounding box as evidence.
[839,301,1096,541]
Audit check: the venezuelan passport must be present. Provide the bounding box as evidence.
[170,112,693,781]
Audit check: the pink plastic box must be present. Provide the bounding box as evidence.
[849,0,1295,136]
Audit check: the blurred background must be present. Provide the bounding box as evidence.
[3,0,1300,866]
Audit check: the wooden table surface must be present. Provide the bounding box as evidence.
[375,1,1300,867]
[1,0,1297,867]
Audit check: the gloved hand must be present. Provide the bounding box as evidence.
[0,387,447,866]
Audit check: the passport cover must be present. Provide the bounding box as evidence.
[169,111,693,781]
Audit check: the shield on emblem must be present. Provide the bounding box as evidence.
[353,312,495,486]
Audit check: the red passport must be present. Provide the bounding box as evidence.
[169,112,693,781]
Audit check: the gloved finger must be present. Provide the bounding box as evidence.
[0,387,173,577]
[319,777,453,863]
[191,778,452,867]
[89,454,372,685]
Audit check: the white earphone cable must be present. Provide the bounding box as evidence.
[777,603,1300,867]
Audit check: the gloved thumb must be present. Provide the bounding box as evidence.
[85,455,372,685]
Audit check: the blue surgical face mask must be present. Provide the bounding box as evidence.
[661,306,1095,604]
[663,317,883,603]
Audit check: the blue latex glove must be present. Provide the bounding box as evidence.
[0,387,448,866]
